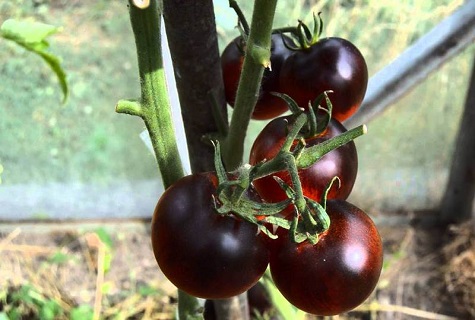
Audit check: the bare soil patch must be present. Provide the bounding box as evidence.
[0,217,473,319]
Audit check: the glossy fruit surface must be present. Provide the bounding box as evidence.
[279,37,368,122]
[249,115,357,211]
[221,34,293,120]
[151,172,269,299]
[270,200,383,315]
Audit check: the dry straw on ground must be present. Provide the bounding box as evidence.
[0,220,474,319]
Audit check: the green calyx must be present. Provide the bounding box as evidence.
[271,90,334,139]
[211,102,366,243]
[282,12,324,51]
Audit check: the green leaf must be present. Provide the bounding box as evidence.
[103,251,113,274]
[0,19,69,103]
[0,164,3,184]
[0,19,59,45]
[101,281,113,294]
[39,300,62,320]
[94,228,114,273]
[7,309,21,320]
[70,305,94,320]
[138,284,159,297]
[48,251,71,264]
[94,228,114,249]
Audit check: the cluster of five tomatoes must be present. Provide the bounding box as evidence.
[151,32,383,316]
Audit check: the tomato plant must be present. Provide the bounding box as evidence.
[222,33,294,120]
[269,200,383,315]
[151,172,270,299]
[279,37,368,122]
[124,1,378,318]
[249,114,358,212]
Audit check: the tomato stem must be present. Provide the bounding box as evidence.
[120,1,202,318]
[285,153,307,213]
[118,0,185,187]
[297,124,367,169]
[229,0,250,35]
[251,113,308,180]
[281,113,308,152]
[222,0,278,170]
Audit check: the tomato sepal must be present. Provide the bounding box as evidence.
[282,12,324,51]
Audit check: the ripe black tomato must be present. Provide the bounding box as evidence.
[279,37,368,122]
[221,34,293,120]
[151,172,269,299]
[269,200,383,315]
[249,115,357,215]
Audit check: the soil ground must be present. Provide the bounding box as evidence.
[1,215,473,319]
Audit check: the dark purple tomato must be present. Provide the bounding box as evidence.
[270,200,383,315]
[151,172,269,299]
[221,34,294,120]
[279,37,368,122]
[249,115,358,214]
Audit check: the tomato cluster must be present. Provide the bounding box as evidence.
[152,172,382,314]
[151,16,381,318]
[221,29,367,122]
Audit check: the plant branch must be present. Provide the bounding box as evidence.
[222,0,279,170]
[252,123,367,180]
[162,0,227,173]
[297,125,367,168]
[120,1,201,318]
[119,0,185,187]
[229,0,249,34]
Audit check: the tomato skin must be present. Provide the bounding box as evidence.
[221,34,293,120]
[249,115,357,211]
[279,37,368,122]
[151,172,269,299]
[270,200,383,315]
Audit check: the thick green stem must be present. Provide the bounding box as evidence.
[284,153,306,212]
[120,1,201,318]
[222,0,278,170]
[119,0,185,187]
[297,125,367,169]
[253,121,367,181]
